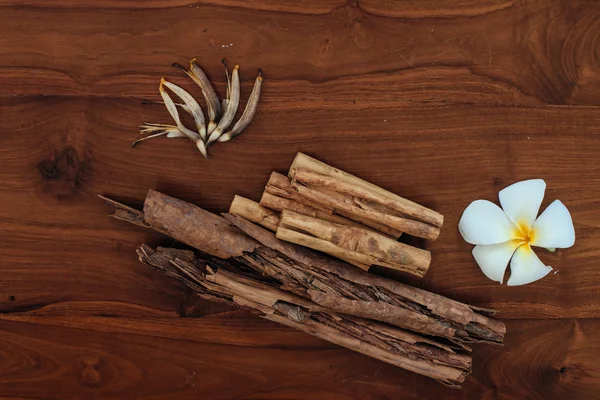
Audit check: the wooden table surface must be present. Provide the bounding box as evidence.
[1,1,600,399]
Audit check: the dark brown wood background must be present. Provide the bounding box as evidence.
[1,1,599,399]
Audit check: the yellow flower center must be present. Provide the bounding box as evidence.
[514,221,535,244]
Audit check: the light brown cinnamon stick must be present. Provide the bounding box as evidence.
[292,168,444,227]
[260,191,316,217]
[277,210,430,277]
[290,153,428,211]
[232,196,370,270]
[267,172,332,214]
[229,195,280,232]
[261,191,384,237]
[230,193,368,241]
[288,153,443,240]
[265,172,403,239]
[290,182,440,240]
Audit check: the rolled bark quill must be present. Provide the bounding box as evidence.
[232,194,370,246]
[101,191,505,346]
[264,172,403,239]
[277,210,430,277]
[229,194,279,232]
[100,192,258,259]
[261,191,367,230]
[288,153,444,240]
[138,245,472,386]
[230,195,370,270]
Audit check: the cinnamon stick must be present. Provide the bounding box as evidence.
[135,190,259,259]
[277,210,430,277]
[290,153,429,212]
[292,168,444,227]
[260,191,317,217]
[265,172,403,239]
[267,172,332,214]
[229,195,280,232]
[233,196,370,270]
[288,153,443,240]
[229,194,373,261]
[290,182,440,240]
[138,244,471,386]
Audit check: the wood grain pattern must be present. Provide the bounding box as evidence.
[1,0,600,398]
[0,315,598,400]
[1,1,599,105]
[2,97,599,318]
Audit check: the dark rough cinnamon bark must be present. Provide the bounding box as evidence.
[137,245,471,386]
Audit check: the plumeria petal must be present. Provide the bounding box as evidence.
[472,240,524,284]
[459,200,517,245]
[499,179,546,230]
[506,244,552,286]
[531,200,575,249]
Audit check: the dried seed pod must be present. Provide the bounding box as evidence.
[190,59,221,118]
[221,98,229,116]
[206,65,240,145]
[140,122,182,135]
[196,139,208,158]
[218,69,263,143]
[219,60,231,121]
[162,79,207,141]
[174,60,221,134]
[159,79,208,158]
[159,79,201,143]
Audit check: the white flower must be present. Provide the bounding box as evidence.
[458,179,575,286]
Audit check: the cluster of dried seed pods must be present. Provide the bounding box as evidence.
[133,59,263,157]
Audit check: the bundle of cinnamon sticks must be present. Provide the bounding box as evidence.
[101,154,505,387]
[230,153,442,277]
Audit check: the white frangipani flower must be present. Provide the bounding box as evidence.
[458,179,575,286]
